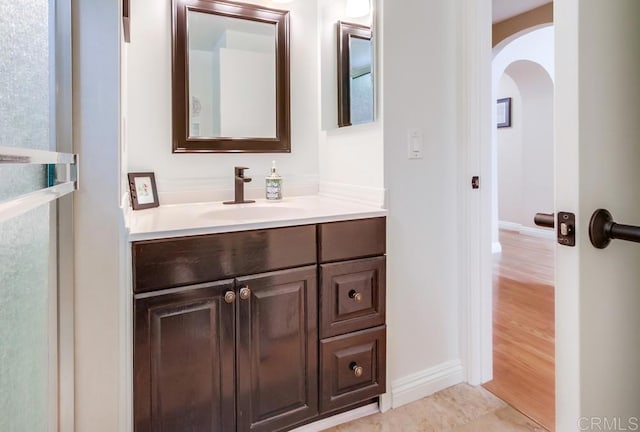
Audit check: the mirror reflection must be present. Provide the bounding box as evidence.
[172,0,289,153]
[348,36,373,125]
[337,21,374,128]
[187,11,277,139]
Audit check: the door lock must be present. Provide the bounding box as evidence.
[557,212,576,247]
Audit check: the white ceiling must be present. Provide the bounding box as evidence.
[492,0,552,23]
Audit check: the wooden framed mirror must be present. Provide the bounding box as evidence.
[172,0,290,153]
[337,21,374,128]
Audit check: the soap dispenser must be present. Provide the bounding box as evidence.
[265,160,283,200]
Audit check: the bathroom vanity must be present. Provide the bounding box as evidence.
[127,197,387,432]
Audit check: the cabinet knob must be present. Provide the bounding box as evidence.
[350,362,364,378]
[224,291,236,304]
[348,289,363,303]
[239,286,251,300]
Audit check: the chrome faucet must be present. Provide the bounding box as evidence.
[224,166,255,204]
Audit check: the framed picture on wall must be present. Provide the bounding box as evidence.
[497,97,512,128]
[128,172,159,210]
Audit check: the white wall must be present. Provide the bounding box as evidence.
[491,26,554,246]
[497,60,554,229]
[126,0,320,203]
[318,0,385,205]
[497,74,523,224]
[512,61,553,228]
[383,0,463,405]
[73,0,122,430]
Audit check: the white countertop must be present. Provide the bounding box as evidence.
[124,195,387,241]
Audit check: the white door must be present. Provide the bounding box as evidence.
[555,0,640,430]
[0,0,74,430]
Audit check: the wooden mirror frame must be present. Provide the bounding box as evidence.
[337,21,372,128]
[172,0,290,153]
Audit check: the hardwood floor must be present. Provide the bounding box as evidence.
[483,229,555,431]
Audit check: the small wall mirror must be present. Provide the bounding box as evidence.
[337,21,374,128]
[172,0,290,153]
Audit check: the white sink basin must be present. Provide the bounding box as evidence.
[199,204,308,221]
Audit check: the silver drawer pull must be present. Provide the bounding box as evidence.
[224,291,236,304]
[239,286,251,300]
[348,290,363,303]
[350,362,364,377]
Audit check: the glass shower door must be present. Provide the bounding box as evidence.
[0,205,51,431]
[0,0,74,430]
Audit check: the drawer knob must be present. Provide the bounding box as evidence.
[348,289,363,303]
[224,291,236,304]
[240,286,251,300]
[350,362,364,378]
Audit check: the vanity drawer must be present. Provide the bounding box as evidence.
[320,256,386,338]
[132,225,316,293]
[319,326,386,414]
[318,217,385,263]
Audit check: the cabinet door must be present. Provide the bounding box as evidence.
[134,280,235,432]
[236,266,318,432]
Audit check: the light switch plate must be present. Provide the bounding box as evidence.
[408,128,423,159]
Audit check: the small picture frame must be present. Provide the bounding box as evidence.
[128,172,159,210]
[497,97,512,128]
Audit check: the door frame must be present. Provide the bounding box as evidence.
[457,0,494,386]
[459,0,560,385]
[462,2,581,429]
[54,0,75,429]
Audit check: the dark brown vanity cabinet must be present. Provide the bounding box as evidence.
[317,218,387,415]
[132,218,386,432]
[134,267,317,432]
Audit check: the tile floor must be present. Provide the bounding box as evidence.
[323,384,547,432]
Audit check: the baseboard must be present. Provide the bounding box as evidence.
[499,220,555,239]
[492,241,502,254]
[319,181,386,208]
[289,403,379,432]
[390,360,464,408]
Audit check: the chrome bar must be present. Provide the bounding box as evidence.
[0,146,75,165]
[0,181,76,223]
